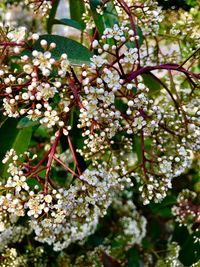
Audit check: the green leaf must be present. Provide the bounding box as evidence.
[34,125,50,139]
[89,0,118,36]
[142,73,162,93]
[69,0,85,29]
[115,99,127,114]
[127,248,141,267]
[150,195,177,218]
[172,224,190,246]
[0,112,8,129]
[185,0,197,6]
[32,35,93,66]
[53,18,83,30]
[179,230,200,266]
[46,0,59,34]
[17,117,39,129]
[126,25,143,48]
[0,118,32,177]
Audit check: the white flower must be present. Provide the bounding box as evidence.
[5,175,29,193]
[27,197,44,218]
[32,51,53,75]
[91,55,107,68]
[159,160,172,174]
[124,48,138,63]
[23,64,33,74]
[44,194,53,203]
[40,110,60,128]
[7,27,26,43]
[60,59,69,71]
[103,70,121,92]
[92,40,99,48]
[36,83,57,100]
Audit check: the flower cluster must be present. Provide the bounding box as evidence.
[112,197,147,246]
[172,189,200,234]
[0,246,46,267]
[0,149,132,251]
[0,0,199,265]
[155,242,184,267]
[53,194,147,266]
[0,247,27,267]
[76,25,198,204]
[1,37,73,132]
[24,0,52,17]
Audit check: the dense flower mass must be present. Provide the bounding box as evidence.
[0,0,199,266]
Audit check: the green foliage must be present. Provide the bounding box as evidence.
[53,18,83,31]
[142,73,162,93]
[89,0,118,35]
[17,117,39,129]
[0,118,32,177]
[47,0,59,34]
[126,25,143,48]
[32,35,93,65]
[69,0,85,29]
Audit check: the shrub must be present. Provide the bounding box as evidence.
[0,0,199,266]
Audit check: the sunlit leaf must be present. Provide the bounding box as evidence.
[53,18,83,30]
[46,0,59,34]
[69,0,85,29]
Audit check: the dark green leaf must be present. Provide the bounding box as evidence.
[89,0,118,36]
[33,125,50,139]
[179,230,200,266]
[172,224,190,246]
[27,177,43,190]
[17,117,39,129]
[126,25,143,48]
[47,0,59,34]
[115,99,127,114]
[67,107,87,172]
[127,248,141,267]
[69,0,85,29]
[32,35,93,65]
[0,118,7,129]
[142,73,162,93]
[150,195,177,218]
[53,18,83,30]
[133,136,142,163]
[0,118,32,177]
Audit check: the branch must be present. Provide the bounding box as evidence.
[67,135,82,176]
[126,63,200,82]
[44,134,60,193]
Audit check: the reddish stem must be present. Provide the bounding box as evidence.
[67,135,82,176]
[53,155,80,178]
[44,134,60,193]
[126,63,200,82]
[117,0,140,67]
[0,42,25,47]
